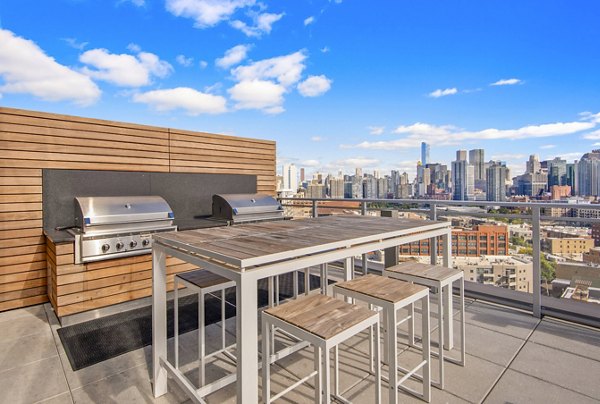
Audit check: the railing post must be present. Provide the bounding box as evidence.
[312,200,318,218]
[361,201,367,215]
[429,204,438,265]
[532,206,541,318]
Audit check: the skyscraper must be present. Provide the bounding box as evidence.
[526,155,541,174]
[300,167,305,183]
[421,142,430,165]
[469,149,485,181]
[456,149,467,161]
[486,161,507,201]
[330,177,345,199]
[547,157,567,187]
[282,163,298,193]
[577,151,600,196]
[452,159,474,200]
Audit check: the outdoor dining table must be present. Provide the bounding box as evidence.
[151,215,452,404]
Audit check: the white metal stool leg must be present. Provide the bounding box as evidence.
[174,277,179,369]
[386,307,399,404]
[199,290,206,387]
[261,316,271,404]
[322,346,331,404]
[437,283,445,389]
[293,272,299,298]
[320,263,328,295]
[221,289,226,351]
[314,346,322,404]
[304,268,310,295]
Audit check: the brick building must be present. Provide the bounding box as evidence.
[400,224,509,257]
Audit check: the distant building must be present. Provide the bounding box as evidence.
[550,185,571,200]
[329,177,345,199]
[486,161,507,201]
[400,225,509,257]
[306,183,326,199]
[526,154,541,174]
[577,150,600,196]
[377,177,389,198]
[451,158,475,201]
[592,223,600,246]
[363,176,378,199]
[469,149,486,188]
[300,167,305,183]
[421,142,430,166]
[547,157,567,187]
[542,236,594,255]
[514,172,548,197]
[454,256,532,292]
[281,163,298,195]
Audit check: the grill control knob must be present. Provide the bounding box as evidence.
[130,240,138,248]
[142,239,150,247]
[101,244,110,253]
[116,242,124,250]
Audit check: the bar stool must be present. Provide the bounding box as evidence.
[333,274,431,403]
[174,269,236,387]
[384,262,465,390]
[262,294,380,404]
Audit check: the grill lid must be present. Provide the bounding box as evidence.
[74,196,174,230]
[212,193,283,223]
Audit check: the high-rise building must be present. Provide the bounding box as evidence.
[307,183,326,199]
[421,142,430,166]
[547,157,567,187]
[377,177,389,198]
[515,172,548,196]
[526,155,541,174]
[456,150,467,161]
[469,149,485,181]
[577,151,600,196]
[355,168,363,178]
[451,159,474,200]
[566,163,577,195]
[486,161,507,201]
[282,163,298,193]
[363,176,378,198]
[351,175,363,198]
[330,177,345,199]
[300,167,305,183]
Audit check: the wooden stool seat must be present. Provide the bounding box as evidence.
[334,274,428,304]
[176,269,233,290]
[387,262,462,282]
[265,293,375,340]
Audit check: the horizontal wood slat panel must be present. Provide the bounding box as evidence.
[0,294,47,311]
[0,236,45,249]
[0,168,42,177]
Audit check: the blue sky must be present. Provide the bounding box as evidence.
[1,0,599,178]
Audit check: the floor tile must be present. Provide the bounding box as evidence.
[0,328,58,372]
[1,310,52,341]
[71,363,188,404]
[465,301,539,340]
[529,318,600,362]
[0,356,69,404]
[484,368,599,404]
[35,392,74,404]
[0,304,47,324]
[509,341,600,400]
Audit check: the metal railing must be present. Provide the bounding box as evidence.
[279,197,600,328]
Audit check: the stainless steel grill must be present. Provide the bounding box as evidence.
[212,193,285,224]
[69,196,177,264]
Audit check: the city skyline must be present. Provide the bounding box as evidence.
[0,1,599,179]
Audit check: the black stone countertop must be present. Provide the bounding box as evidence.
[44,229,76,244]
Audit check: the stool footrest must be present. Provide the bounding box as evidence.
[269,370,318,403]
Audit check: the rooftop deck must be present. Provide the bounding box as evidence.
[1,283,599,404]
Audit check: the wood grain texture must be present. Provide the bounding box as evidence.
[0,106,275,313]
[386,261,462,281]
[334,274,427,303]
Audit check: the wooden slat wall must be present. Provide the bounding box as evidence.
[0,107,276,314]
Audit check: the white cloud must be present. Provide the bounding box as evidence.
[176,54,194,67]
[230,12,284,37]
[301,159,320,167]
[165,0,254,28]
[62,37,88,50]
[368,126,385,135]
[133,87,227,115]
[297,75,331,97]
[304,16,315,26]
[231,50,306,87]
[311,136,323,142]
[320,46,330,53]
[335,157,379,168]
[428,88,457,98]
[215,44,250,69]
[199,60,208,68]
[80,48,173,87]
[228,79,285,114]
[0,29,100,106]
[491,153,527,160]
[540,144,556,149]
[343,116,597,150]
[490,78,522,86]
[583,130,600,140]
[127,43,141,53]
[544,152,583,162]
[581,112,600,124]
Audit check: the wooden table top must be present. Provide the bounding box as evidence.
[154,215,450,269]
[334,274,428,303]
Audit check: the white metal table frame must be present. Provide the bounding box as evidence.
[152,219,452,404]
[332,284,431,404]
[382,269,465,390]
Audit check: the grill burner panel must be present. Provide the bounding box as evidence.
[70,196,176,264]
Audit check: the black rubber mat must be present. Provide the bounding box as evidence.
[58,272,327,370]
